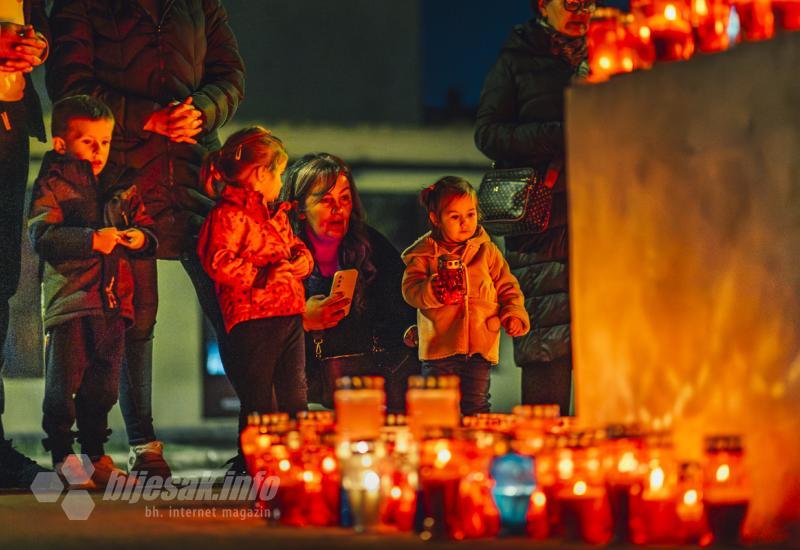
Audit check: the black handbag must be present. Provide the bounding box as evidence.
[477,159,563,237]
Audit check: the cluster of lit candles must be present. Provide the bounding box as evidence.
[586,0,800,81]
[239,375,749,545]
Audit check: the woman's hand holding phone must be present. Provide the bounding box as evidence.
[303,293,352,331]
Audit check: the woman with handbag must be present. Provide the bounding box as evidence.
[282,153,419,412]
[474,0,594,414]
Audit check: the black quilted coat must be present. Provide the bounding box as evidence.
[46,0,245,258]
[474,19,573,366]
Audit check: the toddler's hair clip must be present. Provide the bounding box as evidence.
[235,143,244,161]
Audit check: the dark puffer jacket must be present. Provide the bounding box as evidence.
[474,19,574,365]
[28,151,157,330]
[46,0,245,258]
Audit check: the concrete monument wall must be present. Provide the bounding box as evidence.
[566,32,800,541]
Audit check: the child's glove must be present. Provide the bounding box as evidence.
[502,317,526,337]
[92,227,120,255]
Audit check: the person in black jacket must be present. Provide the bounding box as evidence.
[0,0,51,489]
[29,95,156,488]
[46,0,245,476]
[474,0,593,414]
[282,153,420,413]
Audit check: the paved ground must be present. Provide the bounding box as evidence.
[0,491,600,550]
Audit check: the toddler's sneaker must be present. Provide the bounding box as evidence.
[55,454,96,490]
[128,440,172,479]
[0,439,51,490]
[90,455,129,489]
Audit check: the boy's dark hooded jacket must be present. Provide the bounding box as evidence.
[29,151,156,330]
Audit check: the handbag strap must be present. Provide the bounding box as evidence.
[543,158,564,190]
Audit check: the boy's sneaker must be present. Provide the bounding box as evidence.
[128,440,172,479]
[90,455,128,489]
[0,439,52,490]
[55,454,96,490]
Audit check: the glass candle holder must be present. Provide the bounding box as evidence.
[335,376,386,441]
[732,0,776,39]
[603,424,646,544]
[337,439,388,533]
[513,404,560,456]
[406,375,461,440]
[773,0,800,29]
[418,427,467,540]
[703,435,749,545]
[557,431,613,545]
[489,437,536,535]
[436,254,466,304]
[693,0,733,51]
[457,429,502,539]
[675,461,710,544]
[636,0,696,60]
[628,431,682,544]
[380,416,418,532]
[587,8,634,82]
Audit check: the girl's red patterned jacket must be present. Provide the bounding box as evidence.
[197,185,313,333]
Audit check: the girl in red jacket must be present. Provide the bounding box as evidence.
[197,127,313,467]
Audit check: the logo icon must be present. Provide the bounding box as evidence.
[30,454,95,520]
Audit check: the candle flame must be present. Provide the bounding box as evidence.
[716,463,731,482]
[695,0,709,16]
[665,4,678,20]
[390,486,402,500]
[363,470,380,492]
[435,448,452,468]
[257,435,270,449]
[640,26,651,40]
[618,451,639,473]
[684,489,699,506]
[622,56,634,72]
[355,441,369,454]
[279,459,291,472]
[599,56,612,70]
[322,456,336,473]
[303,470,314,483]
[650,467,665,490]
[558,457,574,479]
[573,481,588,496]
[533,491,547,507]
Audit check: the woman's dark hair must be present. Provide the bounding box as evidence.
[282,153,376,310]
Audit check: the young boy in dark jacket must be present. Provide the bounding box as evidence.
[28,95,156,488]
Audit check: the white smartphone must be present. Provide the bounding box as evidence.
[330,268,358,317]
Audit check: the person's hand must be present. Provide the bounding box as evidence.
[502,317,526,337]
[0,24,47,73]
[288,254,312,278]
[118,228,146,250]
[302,293,351,331]
[431,274,448,303]
[92,227,120,255]
[143,97,203,144]
[265,260,294,286]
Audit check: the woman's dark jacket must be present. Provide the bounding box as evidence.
[303,225,418,406]
[474,19,574,365]
[46,0,245,259]
[305,225,416,359]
